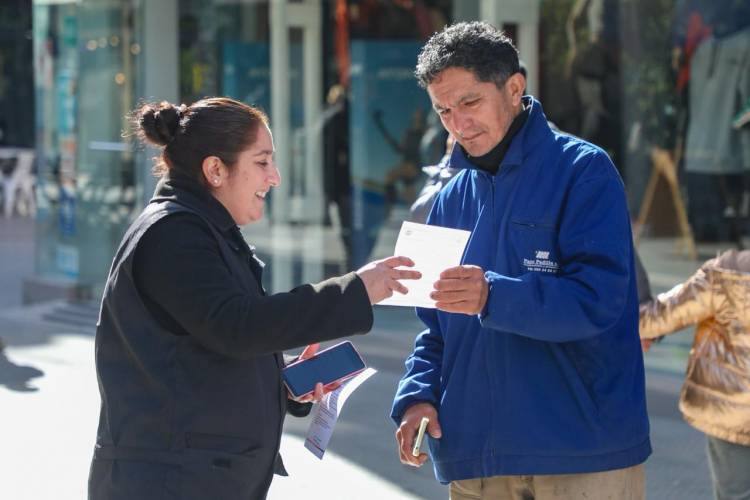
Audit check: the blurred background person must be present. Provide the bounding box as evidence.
[409,134,457,224]
[323,83,355,271]
[641,249,750,500]
[373,107,427,207]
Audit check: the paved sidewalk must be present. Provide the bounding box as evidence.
[0,298,713,500]
[0,216,732,499]
[0,301,420,500]
[270,435,419,499]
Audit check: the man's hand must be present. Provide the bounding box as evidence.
[431,265,488,315]
[396,402,441,467]
[287,343,342,403]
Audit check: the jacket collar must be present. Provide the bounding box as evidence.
[449,96,553,173]
[150,171,238,232]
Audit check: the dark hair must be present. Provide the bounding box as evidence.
[415,21,519,89]
[132,97,269,183]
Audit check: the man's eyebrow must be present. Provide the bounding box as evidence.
[458,92,481,103]
[433,92,482,111]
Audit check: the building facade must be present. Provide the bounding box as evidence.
[27,0,750,299]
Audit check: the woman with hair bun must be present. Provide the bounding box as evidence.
[88,97,419,500]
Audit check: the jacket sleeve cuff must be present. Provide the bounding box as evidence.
[324,271,374,335]
[391,390,438,426]
[478,271,520,329]
[286,399,313,418]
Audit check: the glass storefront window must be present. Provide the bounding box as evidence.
[32,0,139,295]
[26,0,750,300]
[538,0,750,244]
[172,0,458,294]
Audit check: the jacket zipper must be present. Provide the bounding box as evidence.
[482,169,498,458]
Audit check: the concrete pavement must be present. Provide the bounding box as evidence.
[0,300,429,500]
[0,215,727,499]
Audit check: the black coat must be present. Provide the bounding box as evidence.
[88,174,373,500]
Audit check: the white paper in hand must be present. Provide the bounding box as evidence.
[304,367,377,459]
[379,221,471,308]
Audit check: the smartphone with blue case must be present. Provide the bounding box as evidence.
[282,341,366,398]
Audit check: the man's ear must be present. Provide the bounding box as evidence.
[201,156,224,187]
[506,72,526,105]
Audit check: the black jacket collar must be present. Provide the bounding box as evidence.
[150,171,237,233]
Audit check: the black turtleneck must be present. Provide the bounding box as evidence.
[462,104,530,175]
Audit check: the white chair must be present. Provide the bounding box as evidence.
[1,148,36,218]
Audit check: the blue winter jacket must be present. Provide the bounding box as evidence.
[391,98,651,484]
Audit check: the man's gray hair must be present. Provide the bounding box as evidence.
[415,21,520,89]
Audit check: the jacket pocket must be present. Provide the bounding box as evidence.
[560,342,602,419]
[174,433,272,500]
[89,457,177,500]
[185,431,261,454]
[509,219,559,275]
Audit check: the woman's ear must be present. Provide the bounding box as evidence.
[201,156,224,187]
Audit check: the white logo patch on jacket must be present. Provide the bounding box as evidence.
[523,250,559,274]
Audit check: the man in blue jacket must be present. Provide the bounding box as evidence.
[391,21,650,499]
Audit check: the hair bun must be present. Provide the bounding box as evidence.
[138,101,183,147]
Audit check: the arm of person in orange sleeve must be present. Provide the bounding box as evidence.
[639,266,714,341]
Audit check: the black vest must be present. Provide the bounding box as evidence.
[89,200,287,500]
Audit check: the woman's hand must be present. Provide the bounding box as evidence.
[287,343,342,403]
[290,381,343,404]
[356,256,421,305]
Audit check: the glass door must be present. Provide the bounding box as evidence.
[268,0,326,291]
[32,0,140,293]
